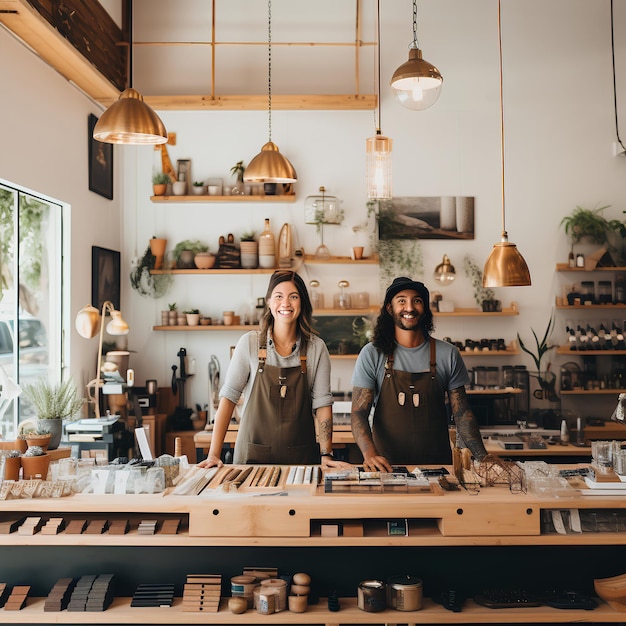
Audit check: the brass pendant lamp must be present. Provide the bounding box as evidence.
[93,0,167,145]
[366,0,393,200]
[244,0,297,184]
[482,0,531,288]
[390,0,443,111]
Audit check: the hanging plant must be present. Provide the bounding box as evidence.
[130,244,173,298]
[463,255,495,307]
[366,199,424,296]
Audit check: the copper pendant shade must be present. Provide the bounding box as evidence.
[93,88,168,145]
[244,141,297,183]
[244,0,297,184]
[482,0,531,288]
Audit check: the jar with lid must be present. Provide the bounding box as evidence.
[598,280,612,304]
[581,280,595,304]
[309,280,324,310]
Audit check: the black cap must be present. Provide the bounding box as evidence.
[384,277,430,308]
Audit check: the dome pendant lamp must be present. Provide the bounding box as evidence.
[93,0,167,145]
[390,0,443,111]
[244,0,297,184]
[366,0,392,200]
[483,0,531,288]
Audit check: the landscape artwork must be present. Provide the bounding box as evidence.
[378,196,475,240]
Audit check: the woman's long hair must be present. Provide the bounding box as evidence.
[259,270,317,342]
[372,303,434,356]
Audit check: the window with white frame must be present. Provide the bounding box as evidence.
[0,181,64,438]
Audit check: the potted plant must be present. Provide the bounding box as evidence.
[21,378,84,450]
[230,160,246,195]
[20,445,51,480]
[184,308,201,326]
[152,172,171,196]
[240,231,258,269]
[21,424,52,451]
[561,204,613,245]
[149,235,167,270]
[192,181,206,196]
[194,248,216,269]
[463,255,499,312]
[168,302,178,326]
[3,450,21,481]
[517,315,560,407]
[173,239,209,268]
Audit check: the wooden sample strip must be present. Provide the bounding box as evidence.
[4,585,30,610]
[182,573,222,612]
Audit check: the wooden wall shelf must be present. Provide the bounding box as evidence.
[434,303,519,317]
[150,195,296,203]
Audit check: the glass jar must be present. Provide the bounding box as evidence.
[598,280,612,304]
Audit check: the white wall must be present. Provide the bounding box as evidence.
[2,0,625,420]
[0,27,123,394]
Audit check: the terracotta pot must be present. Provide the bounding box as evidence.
[21,453,51,480]
[3,456,21,481]
[186,313,200,326]
[25,433,52,451]
[150,238,167,270]
[194,253,216,269]
[153,183,167,196]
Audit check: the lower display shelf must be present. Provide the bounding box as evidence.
[2,596,622,624]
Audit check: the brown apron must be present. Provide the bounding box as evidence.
[372,339,452,465]
[233,336,319,465]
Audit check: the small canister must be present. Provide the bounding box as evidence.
[387,575,423,611]
[254,587,275,615]
[357,580,386,612]
[231,575,257,608]
[260,578,287,612]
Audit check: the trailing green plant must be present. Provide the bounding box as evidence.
[21,378,83,421]
[130,244,173,298]
[152,172,171,185]
[560,204,614,244]
[173,239,209,263]
[463,255,495,306]
[366,199,424,296]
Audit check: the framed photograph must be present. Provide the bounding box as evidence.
[378,196,475,240]
[88,114,113,200]
[92,246,121,311]
[177,159,191,182]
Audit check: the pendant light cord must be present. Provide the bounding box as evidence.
[498,0,507,237]
[412,0,419,48]
[611,0,625,152]
[267,0,273,142]
[127,0,133,89]
[376,0,382,134]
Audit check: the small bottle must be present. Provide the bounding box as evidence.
[568,248,575,268]
[560,419,570,445]
[576,252,585,268]
[258,218,276,269]
[616,275,626,304]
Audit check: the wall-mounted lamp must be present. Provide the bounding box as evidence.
[244,0,297,184]
[433,254,456,285]
[93,1,167,145]
[75,301,130,418]
[390,0,443,111]
[366,0,392,199]
[482,0,531,288]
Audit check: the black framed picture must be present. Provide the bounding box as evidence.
[88,113,113,200]
[92,246,121,311]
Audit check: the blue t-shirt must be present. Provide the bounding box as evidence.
[351,337,470,405]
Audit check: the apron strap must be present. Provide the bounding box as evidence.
[429,338,437,380]
[258,331,267,369]
[300,337,308,374]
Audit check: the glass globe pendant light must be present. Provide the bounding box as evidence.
[390,0,443,111]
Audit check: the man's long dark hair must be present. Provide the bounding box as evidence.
[372,302,435,356]
[259,270,317,342]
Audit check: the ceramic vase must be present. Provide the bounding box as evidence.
[38,418,63,450]
[240,241,258,269]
